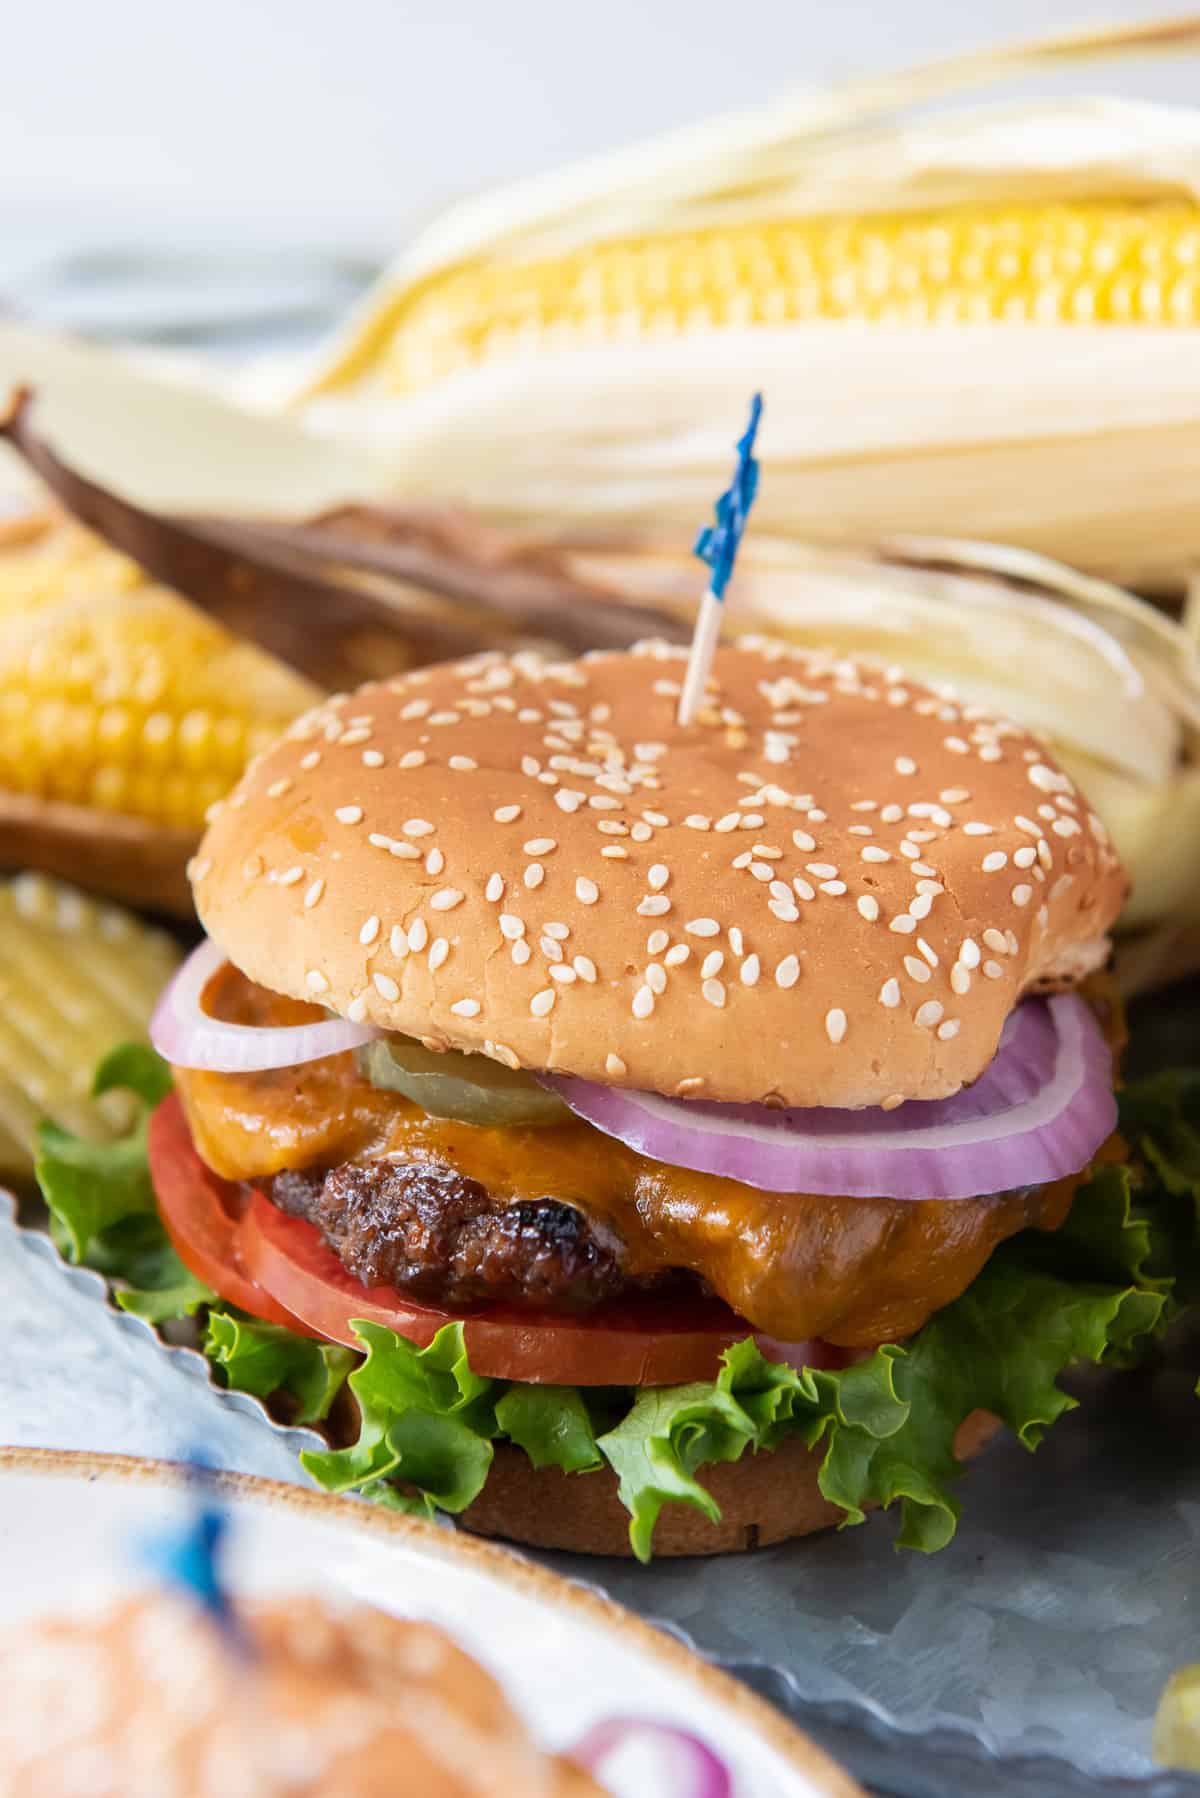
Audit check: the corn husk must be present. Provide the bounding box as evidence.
[287,17,1200,592]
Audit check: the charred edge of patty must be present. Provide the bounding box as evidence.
[268,1159,687,1311]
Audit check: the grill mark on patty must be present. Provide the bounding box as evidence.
[268,1159,676,1310]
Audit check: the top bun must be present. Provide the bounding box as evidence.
[0,1593,598,1796]
[193,639,1127,1109]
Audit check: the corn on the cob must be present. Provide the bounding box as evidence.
[0,871,179,1180]
[351,201,1200,398]
[0,513,319,831]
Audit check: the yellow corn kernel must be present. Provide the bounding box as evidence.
[0,514,319,831]
[0,872,180,1180]
[350,200,1200,398]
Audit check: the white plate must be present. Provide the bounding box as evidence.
[0,1448,861,1798]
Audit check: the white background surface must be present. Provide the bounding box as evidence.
[3,0,1200,256]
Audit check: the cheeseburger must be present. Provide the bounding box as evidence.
[0,1592,602,1795]
[146,638,1133,1556]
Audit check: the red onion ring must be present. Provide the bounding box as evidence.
[571,1719,730,1798]
[540,995,1114,1202]
[150,938,382,1072]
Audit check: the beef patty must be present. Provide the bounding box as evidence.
[269,1159,677,1311]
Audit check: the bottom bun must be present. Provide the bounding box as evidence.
[461,1411,999,1557]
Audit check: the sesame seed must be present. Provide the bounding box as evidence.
[347,996,367,1023]
[982,928,1008,954]
[686,918,720,937]
[429,938,449,971]
[917,938,939,966]
[889,914,917,935]
[959,937,981,968]
[499,915,525,941]
[399,750,427,770]
[648,864,670,890]
[574,955,597,982]
[637,894,671,916]
[701,950,725,979]
[362,749,384,768]
[646,963,667,994]
[791,830,816,852]
[646,929,670,955]
[555,790,583,813]
[430,888,463,912]
[911,863,938,879]
[664,944,690,967]
[792,878,815,902]
[494,805,522,823]
[606,1053,627,1077]
[685,814,711,830]
[904,955,932,984]
[277,866,304,887]
[945,737,969,755]
[630,822,653,842]
[899,841,919,860]
[749,861,773,881]
[373,972,400,1001]
[938,1019,961,1041]
[300,750,321,771]
[524,864,545,890]
[304,878,325,909]
[449,755,477,772]
[951,964,971,995]
[549,965,577,984]
[963,822,993,836]
[1052,817,1081,838]
[632,986,655,1019]
[894,757,917,776]
[403,819,434,837]
[981,851,1008,873]
[741,954,761,986]
[775,954,800,989]
[601,846,626,860]
[983,960,1004,979]
[425,847,445,876]
[335,805,363,825]
[573,876,598,905]
[861,846,891,864]
[916,1000,944,1029]
[524,838,556,855]
[909,893,933,921]
[531,989,556,1018]
[407,919,428,953]
[715,813,741,833]
[1012,884,1033,907]
[825,1008,848,1045]
[359,915,380,946]
[305,969,329,994]
[820,881,847,896]
[390,926,408,958]
[267,777,292,799]
[940,788,970,804]
[511,940,531,965]
[857,895,880,922]
[880,978,901,1008]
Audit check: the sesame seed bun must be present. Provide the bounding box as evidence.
[0,1594,599,1795]
[193,639,1127,1109]
[462,1410,999,1556]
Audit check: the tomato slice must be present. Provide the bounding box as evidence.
[239,1187,756,1386]
[148,1096,320,1335]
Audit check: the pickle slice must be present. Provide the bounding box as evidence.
[0,872,180,1181]
[357,1037,569,1127]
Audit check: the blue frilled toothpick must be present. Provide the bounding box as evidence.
[676,393,763,727]
[140,1455,253,1657]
